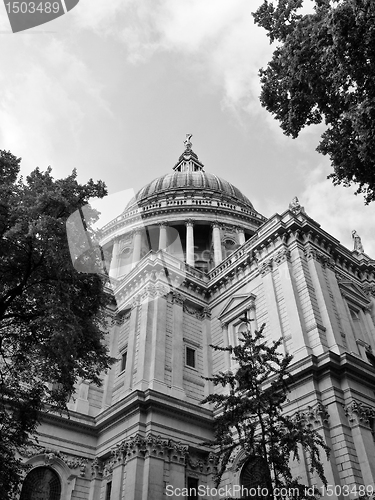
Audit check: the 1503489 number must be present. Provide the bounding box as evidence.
[5,2,61,14]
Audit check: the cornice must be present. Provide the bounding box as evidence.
[94,389,213,435]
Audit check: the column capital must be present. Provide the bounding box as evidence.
[185,218,195,227]
[211,220,221,230]
[131,226,143,236]
[158,220,169,227]
[172,291,185,306]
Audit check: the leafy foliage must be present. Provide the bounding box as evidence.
[202,321,329,497]
[253,0,375,203]
[0,150,113,497]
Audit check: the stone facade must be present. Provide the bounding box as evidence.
[18,141,375,499]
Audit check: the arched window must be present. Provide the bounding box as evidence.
[20,467,61,500]
[240,456,272,499]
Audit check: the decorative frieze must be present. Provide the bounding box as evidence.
[20,445,88,476]
[105,434,189,465]
[296,402,330,429]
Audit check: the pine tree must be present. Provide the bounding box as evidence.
[202,318,329,499]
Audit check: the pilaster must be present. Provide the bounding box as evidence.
[171,292,185,399]
[344,400,375,485]
[124,298,140,392]
[305,247,346,354]
[149,293,168,393]
[274,247,311,359]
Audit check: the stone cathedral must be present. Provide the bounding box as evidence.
[18,137,375,500]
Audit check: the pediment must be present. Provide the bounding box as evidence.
[338,279,371,308]
[219,293,256,325]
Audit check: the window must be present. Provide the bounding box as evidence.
[187,477,199,500]
[240,456,272,499]
[120,351,127,372]
[349,308,360,321]
[105,481,112,500]
[186,347,196,368]
[20,467,61,500]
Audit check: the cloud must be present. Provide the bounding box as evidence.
[72,0,272,120]
[0,37,110,174]
[301,164,375,258]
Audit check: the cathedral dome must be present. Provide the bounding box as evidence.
[133,171,254,210]
[100,135,265,273]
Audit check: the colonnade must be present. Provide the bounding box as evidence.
[111,221,246,276]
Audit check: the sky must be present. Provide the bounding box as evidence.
[0,0,374,257]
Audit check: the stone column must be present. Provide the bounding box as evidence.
[185,219,195,267]
[132,228,142,266]
[158,222,168,251]
[212,222,222,266]
[109,237,120,279]
[237,227,246,246]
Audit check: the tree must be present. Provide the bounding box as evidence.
[0,150,113,498]
[253,0,375,203]
[202,320,329,499]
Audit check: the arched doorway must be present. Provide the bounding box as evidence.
[20,467,61,500]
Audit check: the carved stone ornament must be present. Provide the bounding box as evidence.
[274,248,291,266]
[91,457,103,478]
[183,302,201,318]
[172,291,185,306]
[295,402,330,429]
[363,283,375,297]
[258,258,273,277]
[200,306,211,319]
[289,196,305,215]
[303,247,334,269]
[344,400,375,427]
[352,230,364,254]
[184,133,193,150]
[20,445,88,476]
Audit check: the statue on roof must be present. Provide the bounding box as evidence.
[352,230,364,253]
[289,196,305,215]
[184,134,193,150]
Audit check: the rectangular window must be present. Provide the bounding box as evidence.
[120,351,127,372]
[187,477,199,500]
[105,481,112,500]
[186,347,196,368]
